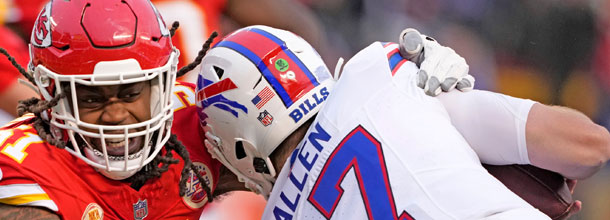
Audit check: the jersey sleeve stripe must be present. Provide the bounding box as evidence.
[0,184,59,211]
[0,195,58,212]
[0,193,51,204]
[0,114,35,129]
[0,183,48,198]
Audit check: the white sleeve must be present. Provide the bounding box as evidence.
[436,90,537,165]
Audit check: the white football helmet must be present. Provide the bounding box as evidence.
[197,25,334,197]
[29,0,177,180]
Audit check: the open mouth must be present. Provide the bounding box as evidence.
[88,136,145,159]
[91,147,145,161]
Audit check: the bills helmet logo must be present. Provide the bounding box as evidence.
[197,77,247,118]
[31,2,52,47]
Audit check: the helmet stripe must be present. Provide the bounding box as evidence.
[216,27,319,108]
[250,28,320,87]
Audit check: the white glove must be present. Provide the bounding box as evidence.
[399,28,475,96]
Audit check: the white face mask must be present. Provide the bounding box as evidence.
[34,51,179,180]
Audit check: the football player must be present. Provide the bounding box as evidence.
[199,26,609,219]
[0,0,221,219]
[0,1,469,219]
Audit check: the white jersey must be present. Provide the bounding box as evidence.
[263,42,549,220]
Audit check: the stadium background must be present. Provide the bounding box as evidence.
[1,0,609,219]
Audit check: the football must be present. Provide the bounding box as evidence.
[483,164,575,220]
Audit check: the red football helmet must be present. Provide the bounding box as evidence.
[29,0,178,180]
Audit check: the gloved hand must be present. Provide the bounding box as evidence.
[399,28,474,96]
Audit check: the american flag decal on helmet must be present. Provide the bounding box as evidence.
[252,86,275,109]
[197,77,248,118]
[215,27,319,108]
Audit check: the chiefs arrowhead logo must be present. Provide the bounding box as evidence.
[31,2,52,47]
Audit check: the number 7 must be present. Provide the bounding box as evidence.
[308,125,414,220]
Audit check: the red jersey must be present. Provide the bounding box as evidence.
[0,82,220,220]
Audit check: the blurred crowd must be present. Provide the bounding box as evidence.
[307,0,604,116]
[1,0,609,219]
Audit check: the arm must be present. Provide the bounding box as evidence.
[0,203,59,220]
[0,80,38,116]
[436,90,610,180]
[526,104,610,179]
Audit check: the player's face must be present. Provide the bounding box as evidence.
[73,81,152,156]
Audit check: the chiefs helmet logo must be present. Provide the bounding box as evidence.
[32,2,52,47]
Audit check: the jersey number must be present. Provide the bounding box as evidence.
[174,90,194,110]
[0,125,43,163]
[308,125,414,220]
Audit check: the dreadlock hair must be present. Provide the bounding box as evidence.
[0,47,67,148]
[0,29,220,202]
[0,48,34,83]
[126,134,212,202]
[176,31,218,77]
[169,21,180,37]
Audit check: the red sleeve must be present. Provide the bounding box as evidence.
[0,120,59,212]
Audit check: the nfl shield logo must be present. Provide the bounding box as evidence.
[257,110,274,126]
[133,199,148,220]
